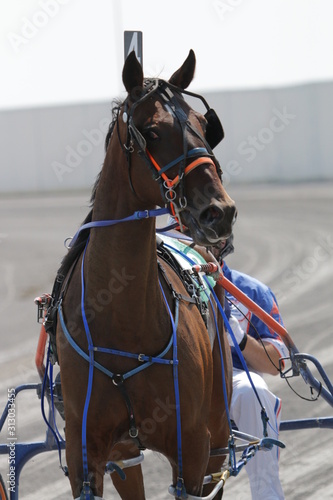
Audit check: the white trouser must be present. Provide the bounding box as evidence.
[230,368,285,500]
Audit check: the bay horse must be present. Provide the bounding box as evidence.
[56,49,236,499]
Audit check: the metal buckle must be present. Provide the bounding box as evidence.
[178,196,187,209]
[163,181,176,202]
[129,427,139,439]
[112,374,124,386]
[34,294,52,323]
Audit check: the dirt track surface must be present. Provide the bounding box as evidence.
[1,183,333,499]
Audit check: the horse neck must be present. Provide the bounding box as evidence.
[84,146,165,340]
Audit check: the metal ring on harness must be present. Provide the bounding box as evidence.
[64,237,73,249]
[178,196,187,209]
[124,142,134,153]
[112,374,124,386]
[129,427,139,439]
[163,181,177,202]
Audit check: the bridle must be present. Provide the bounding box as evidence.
[118,78,225,218]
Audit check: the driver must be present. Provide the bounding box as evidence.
[213,236,289,500]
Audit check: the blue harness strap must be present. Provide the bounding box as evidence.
[68,208,169,248]
[157,147,211,176]
[162,242,234,429]
[161,240,274,473]
[61,249,177,493]
[57,206,245,497]
[58,207,190,496]
[58,304,175,380]
[80,240,95,486]
[158,280,185,498]
[40,343,67,475]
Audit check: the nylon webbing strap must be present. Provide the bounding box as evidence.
[68,207,169,248]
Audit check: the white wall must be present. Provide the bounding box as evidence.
[0,81,332,193]
[209,81,333,185]
[0,102,111,193]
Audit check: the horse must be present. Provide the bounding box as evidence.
[55,49,237,499]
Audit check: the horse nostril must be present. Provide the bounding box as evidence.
[199,206,224,227]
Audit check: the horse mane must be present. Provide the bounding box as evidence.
[57,100,122,279]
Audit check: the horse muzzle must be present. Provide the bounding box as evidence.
[180,201,237,246]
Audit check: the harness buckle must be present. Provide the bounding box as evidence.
[129,427,139,439]
[112,374,124,386]
[34,293,52,323]
[138,354,145,362]
[175,477,186,498]
[123,141,134,153]
[178,196,187,209]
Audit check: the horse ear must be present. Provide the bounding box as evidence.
[122,50,144,95]
[169,49,196,89]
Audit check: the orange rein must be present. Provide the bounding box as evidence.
[194,262,296,352]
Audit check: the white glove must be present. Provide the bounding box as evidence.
[227,315,247,351]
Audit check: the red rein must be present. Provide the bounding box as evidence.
[193,262,295,352]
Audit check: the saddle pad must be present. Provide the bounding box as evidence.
[158,233,215,302]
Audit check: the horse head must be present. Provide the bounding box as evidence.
[116,49,237,246]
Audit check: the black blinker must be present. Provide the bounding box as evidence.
[204,108,224,150]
